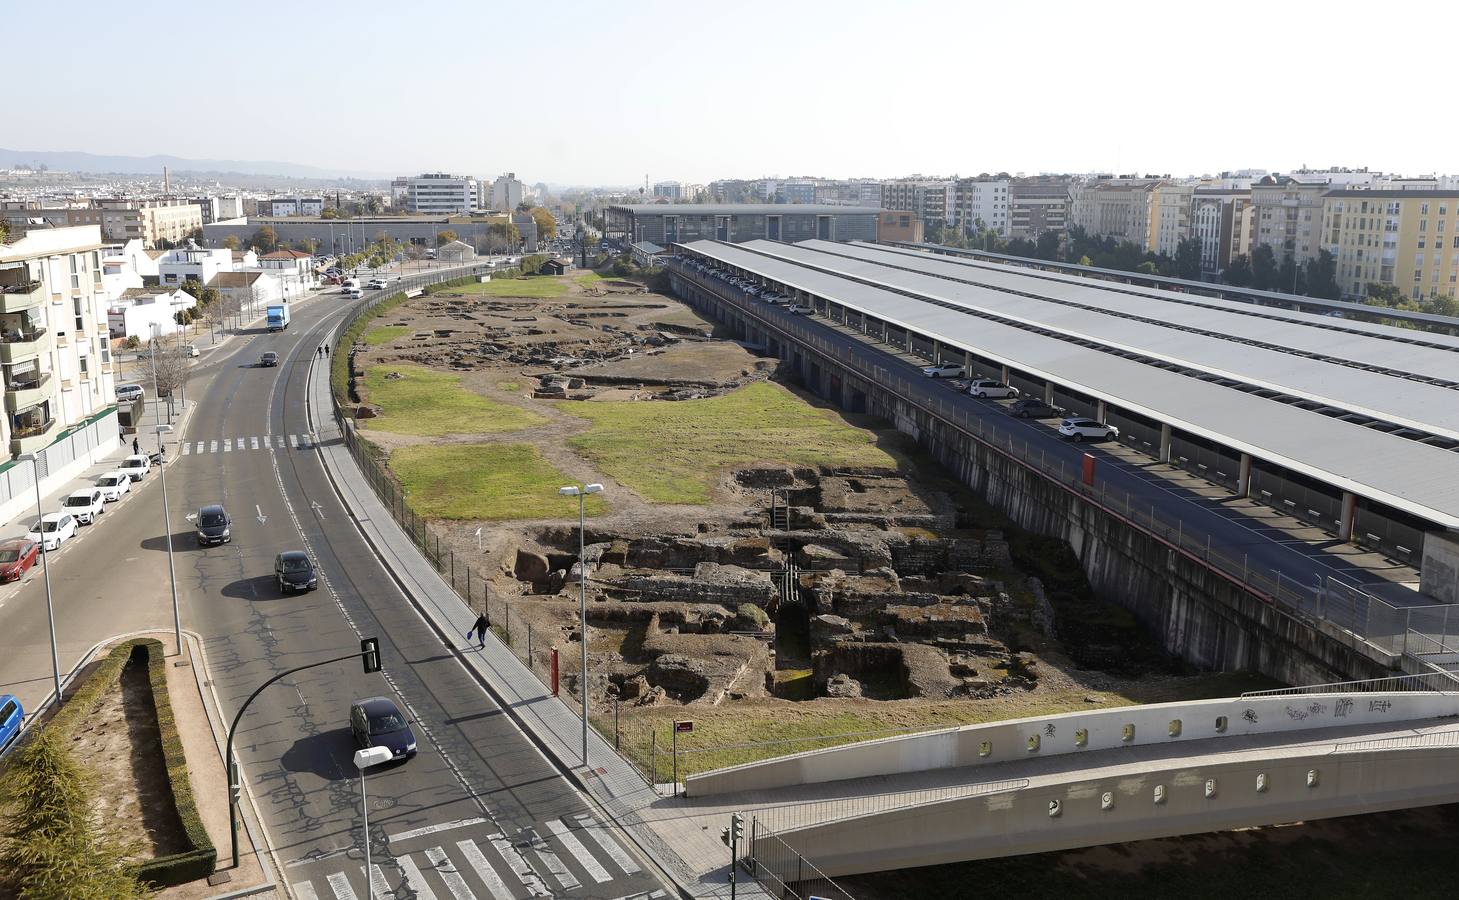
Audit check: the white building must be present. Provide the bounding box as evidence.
[489,172,524,211]
[953,179,1011,236]
[107,287,195,340]
[157,243,234,287]
[264,197,324,217]
[254,250,316,299]
[391,173,479,214]
[210,270,282,315]
[218,196,246,219]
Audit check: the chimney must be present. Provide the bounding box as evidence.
[163,165,170,195]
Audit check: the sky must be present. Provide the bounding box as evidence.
[11,0,1456,186]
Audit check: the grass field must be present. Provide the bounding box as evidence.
[454,277,569,299]
[363,364,545,436]
[363,325,412,346]
[574,271,606,288]
[600,671,1276,783]
[391,443,607,520]
[557,382,896,503]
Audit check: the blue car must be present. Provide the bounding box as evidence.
[0,694,23,754]
[349,696,417,761]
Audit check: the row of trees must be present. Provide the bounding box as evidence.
[1220,244,1340,298]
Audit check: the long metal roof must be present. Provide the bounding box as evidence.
[677,239,1459,529]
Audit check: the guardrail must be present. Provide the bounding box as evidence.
[744,818,856,900]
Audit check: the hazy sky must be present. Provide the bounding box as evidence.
[13,0,1455,185]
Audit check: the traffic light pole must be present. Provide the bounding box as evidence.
[226,639,382,868]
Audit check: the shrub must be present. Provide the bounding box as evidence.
[737,603,771,630]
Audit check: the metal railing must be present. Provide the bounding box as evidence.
[744,818,856,900]
[748,778,1028,834]
[1240,671,1459,697]
[666,260,1445,663]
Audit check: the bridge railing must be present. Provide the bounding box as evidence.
[745,778,1029,834]
[1240,671,1459,697]
[745,817,857,900]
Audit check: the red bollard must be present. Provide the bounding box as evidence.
[551,648,560,697]
[1081,453,1096,487]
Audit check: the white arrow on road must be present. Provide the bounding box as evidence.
[310,500,325,520]
[255,505,267,525]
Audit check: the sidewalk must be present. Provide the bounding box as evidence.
[304,346,771,898]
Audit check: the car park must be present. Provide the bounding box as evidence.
[119,455,151,482]
[0,539,38,582]
[62,488,105,525]
[1058,417,1119,442]
[275,550,318,592]
[0,694,22,754]
[968,379,1019,399]
[260,351,279,367]
[349,696,417,760]
[922,363,964,378]
[26,513,77,551]
[95,471,131,501]
[195,504,232,546]
[1008,397,1063,419]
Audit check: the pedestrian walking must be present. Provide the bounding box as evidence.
[132,437,139,455]
[465,610,490,649]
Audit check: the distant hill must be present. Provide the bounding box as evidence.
[0,147,390,181]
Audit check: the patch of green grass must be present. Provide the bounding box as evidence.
[363,325,412,346]
[363,364,545,436]
[392,443,607,520]
[556,382,896,504]
[574,271,606,287]
[455,277,568,298]
[495,380,521,392]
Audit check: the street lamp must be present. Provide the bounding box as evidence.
[17,452,61,704]
[353,745,393,899]
[147,328,182,655]
[558,482,603,767]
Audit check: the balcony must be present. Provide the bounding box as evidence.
[9,415,58,456]
[0,328,51,364]
[4,372,53,412]
[0,279,45,314]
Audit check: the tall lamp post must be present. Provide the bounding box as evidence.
[558,482,603,767]
[354,746,393,899]
[148,325,182,654]
[17,452,61,703]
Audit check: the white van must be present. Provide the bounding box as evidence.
[345,287,364,299]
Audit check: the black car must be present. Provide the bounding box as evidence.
[260,351,279,367]
[196,504,231,545]
[350,696,417,760]
[1009,397,1064,419]
[275,550,317,592]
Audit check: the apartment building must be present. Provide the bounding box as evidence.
[1072,179,1164,247]
[0,226,119,504]
[489,173,524,212]
[157,244,233,287]
[1250,175,1329,265]
[1191,188,1255,278]
[391,173,479,215]
[1009,180,1071,240]
[652,181,683,201]
[778,181,820,204]
[1149,183,1195,256]
[840,180,883,208]
[1322,189,1459,300]
[951,179,1010,236]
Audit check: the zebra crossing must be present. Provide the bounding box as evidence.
[176,433,317,455]
[289,814,658,900]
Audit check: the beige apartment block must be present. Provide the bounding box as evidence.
[1323,189,1459,301]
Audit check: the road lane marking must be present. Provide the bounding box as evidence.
[196,441,203,453]
[325,871,358,899]
[491,833,550,896]
[574,814,640,874]
[398,855,439,900]
[456,839,514,900]
[546,818,611,883]
[210,440,218,452]
[389,816,489,843]
[252,436,260,450]
[180,442,190,455]
[292,881,320,900]
[425,846,477,900]
[223,439,231,452]
[368,864,397,900]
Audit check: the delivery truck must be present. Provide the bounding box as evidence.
[266,303,290,331]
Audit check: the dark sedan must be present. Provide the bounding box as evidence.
[196,504,231,546]
[274,550,317,592]
[350,696,417,760]
[1009,397,1064,419]
[0,538,38,582]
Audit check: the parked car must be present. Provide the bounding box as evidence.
[182,344,199,358]
[260,351,280,367]
[787,304,813,315]
[922,363,964,378]
[26,512,77,552]
[0,694,22,754]
[1008,397,1063,419]
[195,504,231,546]
[95,471,132,501]
[115,383,144,403]
[62,488,105,525]
[1058,417,1119,442]
[968,379,1019,399]
[349,696,417,761]
[0,539,38,582]
[118,454,151,482]
[275,550,317,592]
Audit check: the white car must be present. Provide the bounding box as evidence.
[182,344,199,358]
[787,304,814,315]
[119,454,152,482]
[367,278,389,289]
[62,488,105,525]
[1058,417,1119,442]
[26,513,78,552]
[95,471,132,501]
[968,379,1019,399]
[922,364,964,378]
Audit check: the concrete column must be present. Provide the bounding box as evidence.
[1043,382,1054,404]
[1237,452,1252,496]
[1097,399,1107,423]
[965,351,974,375]
[1338,491,1357,542]
[1000,364,1010,384]
[905,330,914,353]
[931,340,940,364]
[1159,423,1172,463]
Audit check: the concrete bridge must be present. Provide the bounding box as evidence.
[662,679,1459,880]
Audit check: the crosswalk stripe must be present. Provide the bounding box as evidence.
[546,819,612,883]
[223,438,232,452]
[195,441,203,453]
[292,881,320,900]
[490,833,550,896]
[533,841,579,891]
[425,846,477,900]
[398,856,439,900]
[291,434,300,449]
[575,814,641,874]
[251,436,260,450]
[368,864,396,900]
[181,442,190,455]
[455,839,514,900]
[300,433,312,449]
[277,434,287,448]
[326,871,358,900]
[210,440,218,452]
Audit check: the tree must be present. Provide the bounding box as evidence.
[187,226,204,244]
[1174,237,1202,280]
[1305,249,1341,299]
[320,207,340,220]
[1035,231,1061,260]
[1250,244,1278,291]
[486,222,519,253]
[250,225,279,253]
[292,238,320,255]
[222,234,240,251]
[1224,254,1253,287]
[1277,253,1303,295]
[1135,260,1158,275]
[436,230,459,246]
[1365,282,1405,307]
[0,220,8,244]
[363,195,383,215]
[529,207,557,241]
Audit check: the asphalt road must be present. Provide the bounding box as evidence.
[0,271,669,899]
